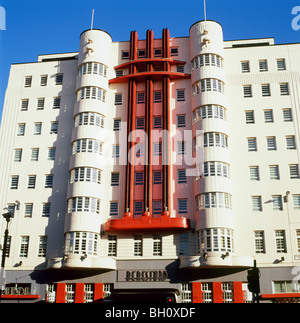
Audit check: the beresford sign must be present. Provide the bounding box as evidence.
[118,270,169,282]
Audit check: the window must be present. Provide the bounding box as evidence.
[177,141,186,155]
[113,119,121,131]
[77,87,106,102]
[153,116,162,129]
[31,148,39,161]
[195,192,232,210]
[154,91,162,103]
[109,202,119,217]
[40,75,47,86]
[192,54,222,70]
[196,161,229,179]
[114,93,122,105]
[136,117,145,129]
[153,200,162,215]
[75,112,104,128]
[112,145,120,158]
[55,73,63,85]
[178,199,188,214]
[53,97,61,109]
[177,65,184,73]
[108,236,117,256]
[243,85,252,97]
[134,235,143,256]
[275,230,287,253]
[38,236,47,257]
[198,228,234,253]
[280,83,289,96]
[138,49,146,58]
[19,236,29,257]
[286,136,296,150]
[24,76,32,87]
[283,109,293,122]
[153,235,162,256]
[79,62,107,77]
[65,232,99,256]
[17,123,25,136]
[241,61,250,73]
[21,99,29,111]
[252,196,262,211]
[134,201,143,216]
[111,172,120,186]
[14,149,22,162]
[293,195,300,209]
[65,284,75,303]
[73,139,103,155]
[137,92,145,104]
[289,165,299,179]
[297,230,300,252]
[116,70,123,77]
[272,195,283,210]
[259,60,268,72]
[267,137,277,151]
[10,175,19,189]
[24,203,33,217]
[177,114,186,128]
[277,59,286,71]
[178,169,187,184]
[48,147,56,161]
[170,47,178,56]
[176,89,185,101]
[254,231,265,254]
[33,122,42,135]
[28,175,36,189]
[269,165,280,180]
[245,111,255,124]
[193,79,224,94]
[262,84,271,96]
[203,133,228,148]
[135,172,144,185]
[69,167,102,184]
[264,110,273,123]
[68,197,101,214]
[201,283,213,303]
[50,122,58,134]
[153,171,162,184]
[154,49,162,57]
[45,174,53,188]
[222,283,233,303]
[153,142,162,156]
[42,203,51,217]
[37,98,45,110]
[249,166,260,181]
[135,144,144,157]
[193,105,225,123]
[121,51,129,60]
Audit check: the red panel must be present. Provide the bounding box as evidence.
[56,283,66,303]
[106,215,190,232]
[213,282,223,303]
[75,283,85,303]
[262,293,300,299]
[94,283,104,303]
[1,294,40,299]
[233,282,244,303]
[192,282,203,303]
[114,58,186,70]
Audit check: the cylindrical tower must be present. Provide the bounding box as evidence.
[190,21,233,266]
[63,29,115,269]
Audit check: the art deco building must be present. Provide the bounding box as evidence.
[0,19,300,303]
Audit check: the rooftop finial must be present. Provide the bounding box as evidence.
[91,9,95,30]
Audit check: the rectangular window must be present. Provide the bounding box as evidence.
[247,138,257,151]
[24,76,32,87]
[136,117,145,129]
[153,235,162,256]
[249,166,260,181]
[245,110,255,124]
[31,148,39,161]
[283,109,293,122]
[112,145,120,158]
[269,165,280,180]
[34,122,42,135]
[267,137,277,151]
[280,83,289,96]
[24,203,33,217]
[38,236,47,257]
[170,47,178,56]
[37,98,45,110]
[42,203,51,217]
[241,61,250,73]
[176,89,185,102]
[55,73,63,85]
[262,84,271,96]
[111,172,120,186]
[254,231,265,254]
[177,114,186,128]
[10,175,19,189]
[28,175,36,189]
[137,92,145,104]
[17,123,25,136]
[178,169,187,184]
[134,201,143,216]
[153,116,162,129]
[286,136,296,150]
[50,122,58,134]
[153,200,162,215]
[114,93,123,105]
[277,59,286,71]
[138,49,146,58]
[259,60,268,72]
[107,236,117,257]
[109,202,119,217]
[154,49,162,57]
[293,195,300,209]
[275,230,287,253]
[40,75,48,86]
[252,196,262,211]
[272,195,283,210]
[21,99,29,111]
[48,147,56,161]
[178,199,188,214]
[134,235,143,256]
[113,119,121,131]
[297,230,300,252]
[121,51,129,60]
[135,172,144,186]
[53,97,61,109]
[14,149,22,162]
[289,165,299,179]
[264,109,274,123]
[153,142,162,156]
[153,171,162,184]
[45,174,53,188]
[154,91,162,103]
[177,141,186,155]
[19,236,30,257]
[243,85,252,97]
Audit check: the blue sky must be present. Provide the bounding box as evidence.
[0,0,299,123]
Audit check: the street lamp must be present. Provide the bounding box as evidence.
[1,212,12,269]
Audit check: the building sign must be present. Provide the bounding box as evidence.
[118,270,169,282]
[3,283,31,295]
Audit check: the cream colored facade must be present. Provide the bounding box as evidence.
[0,20,299,303]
